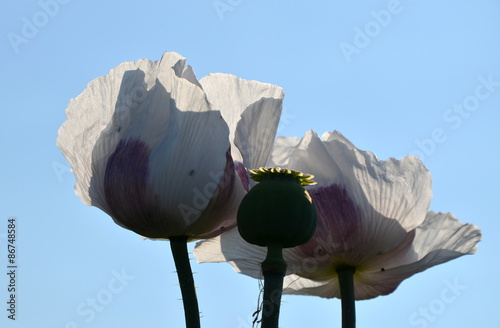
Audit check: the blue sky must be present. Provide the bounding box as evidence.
[1,0,499,327]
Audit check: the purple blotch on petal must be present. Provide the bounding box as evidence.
[295,184,363,266]
[104,138,154,235]
[235,161,250,191]
[313,184,361,252]
[190,149,238,239]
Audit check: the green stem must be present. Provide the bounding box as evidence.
[170,236,200,328]
[336,266,356,328]
[261,245,287,328]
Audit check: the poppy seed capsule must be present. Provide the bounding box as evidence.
[237,167,317,248]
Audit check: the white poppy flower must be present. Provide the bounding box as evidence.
[194,130,481,299]
[57,51,284,241]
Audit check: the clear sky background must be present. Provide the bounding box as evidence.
[1,1,499,327]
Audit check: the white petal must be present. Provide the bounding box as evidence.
[194,227,267,278]
[276,130,431,260]
[366,211,480,271]
[144,97,230,233]
[352,212,480,299]
[59,51,246,239]
[268,135,301,167]
[57,56,159,209]
[200,74,284,172]
[413,211,481,256]
[185,153,246,240]
[283,275,338,298]
[181,65,203,88]
[284,130,343,186]
[321,131,432,232]
[285,212,480,300]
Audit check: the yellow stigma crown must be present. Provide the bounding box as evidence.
[249,167,317,186]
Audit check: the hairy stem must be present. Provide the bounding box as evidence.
[170,236,200,328]
[336,266,356,328]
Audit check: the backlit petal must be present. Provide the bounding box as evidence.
[200,74,284,190]
[57,57,158,209]
[272,130,431,261]
[320,131,432,233]
[284,211,481,300]
[194,227,267,278]
[354,211,481,299]
[59,51,273,239]
[267,135,301,167]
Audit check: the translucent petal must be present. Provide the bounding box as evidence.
[194,227,267,278]
[320,131,432,232]
[200,74,284,177]
[356,211,481,297]
[58,51,253,239]
[268,135,301,167]
[284,211,481,300]
[273,130,431,260]
[57,56,159,209]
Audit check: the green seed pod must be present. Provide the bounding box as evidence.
[237,167,317,248]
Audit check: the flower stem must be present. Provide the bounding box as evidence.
[336,266,356,328]
[170,236,200,328]
[261,245,287,328]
